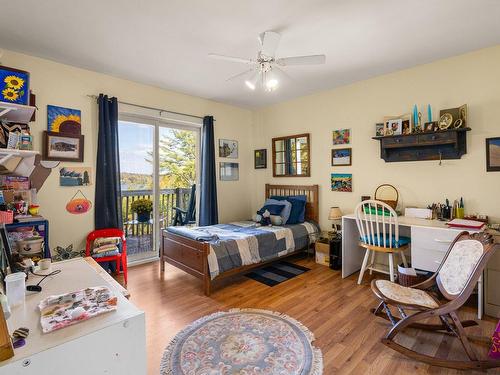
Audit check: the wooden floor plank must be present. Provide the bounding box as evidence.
[126,257,499,374]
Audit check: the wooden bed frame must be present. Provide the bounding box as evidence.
[160,184,319,296]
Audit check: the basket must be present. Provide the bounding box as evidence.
[374,184,399,210]
[398,268,428,287]
[0,210,14,224]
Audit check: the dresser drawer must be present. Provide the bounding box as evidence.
[411,226,463,272]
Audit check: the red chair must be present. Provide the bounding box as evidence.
[86,228,128,285]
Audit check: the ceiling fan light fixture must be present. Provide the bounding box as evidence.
[265,78,278,91]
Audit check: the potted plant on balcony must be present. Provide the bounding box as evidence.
[131,198,153,223]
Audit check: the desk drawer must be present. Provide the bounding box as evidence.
[411,226,462,272]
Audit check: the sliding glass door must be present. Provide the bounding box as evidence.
[119,115,199,264]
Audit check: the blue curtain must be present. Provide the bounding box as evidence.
[95,94,122,230]
[199,116,218,226]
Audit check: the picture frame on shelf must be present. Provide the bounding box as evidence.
[0,65,30,105]
[375,123,385,137]
[331,148,352,166]
[43,131,84,162]
[402,119,411,135]
[424,122,438,132]
[486,137,500,172]
[386,119,403,136]
[254,149,267,169]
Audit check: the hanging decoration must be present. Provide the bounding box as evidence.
[66,189,92,214]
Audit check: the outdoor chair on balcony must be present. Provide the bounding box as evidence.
[172,184,196,226]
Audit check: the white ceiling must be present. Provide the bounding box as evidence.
[1,0,500,108]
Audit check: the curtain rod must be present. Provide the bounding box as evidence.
[86,94,210,121]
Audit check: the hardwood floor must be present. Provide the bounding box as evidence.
[126,257,499,374]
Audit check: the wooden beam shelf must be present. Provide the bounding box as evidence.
[372,127,471,162]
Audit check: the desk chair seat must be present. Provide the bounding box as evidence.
[370,232,500,370]
[355,200,409,284]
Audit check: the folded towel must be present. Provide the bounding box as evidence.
[92,249,120,258]
[93,244,119,254]
[94,237,121,247]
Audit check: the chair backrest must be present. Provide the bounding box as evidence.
[185,184,196,224]
[354,200,399,249]
[436,231,496,300]
[85,228,126,257]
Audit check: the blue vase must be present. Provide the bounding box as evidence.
[137,212,150,223]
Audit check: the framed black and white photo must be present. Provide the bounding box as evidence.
[43,131,84,162]
[254,149,267,169]
[219,162,239,181]
[331,148,352,166]
[486,137,500,172]
[219,139,238,158]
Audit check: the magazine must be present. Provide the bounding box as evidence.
[39,286,117,333]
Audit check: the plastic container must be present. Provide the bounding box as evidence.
[5,272,26,307]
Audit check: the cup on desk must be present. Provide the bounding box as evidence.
[38,258,51,271]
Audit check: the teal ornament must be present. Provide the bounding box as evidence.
[427,104,432,123]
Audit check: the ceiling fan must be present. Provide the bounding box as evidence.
[208,31,326,92]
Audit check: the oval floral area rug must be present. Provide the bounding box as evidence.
[160,308,323,375]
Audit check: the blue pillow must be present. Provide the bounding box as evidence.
[257,204,285,216]
[270,195,307,224]
[263,198,292,224]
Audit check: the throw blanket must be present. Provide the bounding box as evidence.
[167,221,319,279]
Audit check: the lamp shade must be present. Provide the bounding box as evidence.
[329,207,343,220]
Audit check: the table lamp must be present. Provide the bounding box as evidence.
[328,207,343,233]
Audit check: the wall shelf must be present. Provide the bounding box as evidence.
[0,149,40,176]
[0,102,36,123]
[372,127,471,162]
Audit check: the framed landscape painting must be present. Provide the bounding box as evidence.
[331,173,352,192]
[332,128,350,145]
[43,131,84,162]
[220,162,239,181]
[486,137,500,172]
[219,139,238,158]
[331,148,352,166]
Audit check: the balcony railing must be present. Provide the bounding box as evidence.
[121,188,192,256]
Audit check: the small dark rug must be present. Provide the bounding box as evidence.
[246,261,310,287]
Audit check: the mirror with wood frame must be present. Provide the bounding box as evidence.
[272,133,310,177]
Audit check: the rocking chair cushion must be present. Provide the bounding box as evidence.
[374,279,439,309]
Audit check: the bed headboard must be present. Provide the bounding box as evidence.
[265,184,319,223]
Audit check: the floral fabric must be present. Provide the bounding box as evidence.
[375,279,439,308]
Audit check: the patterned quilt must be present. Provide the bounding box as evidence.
[167,221,319,279]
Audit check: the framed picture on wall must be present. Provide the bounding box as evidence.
[331,173,352,192]
[220,162,239,181]
[331,148,352,166]
[486,137,500,172]
[43,131,84,162]
[219,139,238,158]
[332,128,350,145]
[254,149,267,169]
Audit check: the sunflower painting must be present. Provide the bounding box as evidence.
[47,105,82,135]
[0,66,30,105]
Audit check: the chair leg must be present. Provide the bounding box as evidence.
[388,252,395,282]
[449,311,478,361]
[122,255,128,285]
[400,250,408,268]
[358,249,371,285]
[369,250,376,275]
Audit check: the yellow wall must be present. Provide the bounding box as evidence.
[1,50,253,251]
[252,46,500,228]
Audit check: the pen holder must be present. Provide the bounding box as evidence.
[456,208,465,219]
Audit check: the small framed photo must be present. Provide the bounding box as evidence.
[386,119,403,136]
[331,148,352,166]
[375,123,385,137]
[219,139,238,158]
[219,162,239,181]
[43,131,84,162]
[332,128,350,145]
[402,119,411,135]
[424,121,438,132]
[254,149,267,169]
[486,137,500,172]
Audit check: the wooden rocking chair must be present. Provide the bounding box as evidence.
[371,231,500,370]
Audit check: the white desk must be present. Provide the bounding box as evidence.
[0,258,146,374]
[342,214,483,318]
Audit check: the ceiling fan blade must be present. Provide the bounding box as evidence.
[225,68,255,82]
[259,31,281,58]
[208,53,254,64]
[276,54,326,66]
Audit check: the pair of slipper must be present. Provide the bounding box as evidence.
[12,327,29,349]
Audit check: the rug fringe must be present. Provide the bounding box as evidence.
[160,308,323,375]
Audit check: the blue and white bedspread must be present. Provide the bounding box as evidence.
[167,221,319,280]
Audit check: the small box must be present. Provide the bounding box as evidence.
[315,251,330,266]
[315,241,329,254]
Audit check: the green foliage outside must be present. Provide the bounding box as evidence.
[130,198,153,214]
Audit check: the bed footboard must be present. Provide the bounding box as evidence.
[160,230,211,295]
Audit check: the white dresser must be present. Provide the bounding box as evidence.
[0,258,146,375]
